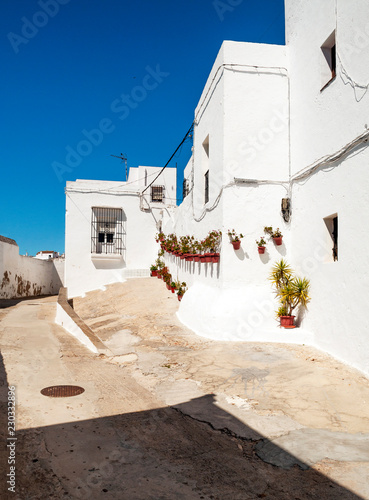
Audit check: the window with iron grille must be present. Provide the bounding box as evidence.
[91,207,124,254]
[204,170,209,204]
[151,185,165,202]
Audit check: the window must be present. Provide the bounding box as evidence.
[324,214,338,261]
[183,178,189,199]
[204,170,209,204]
[91,207,123,254]
[202,135,210,204]
[321,31,336,90]
[151,185,165,202]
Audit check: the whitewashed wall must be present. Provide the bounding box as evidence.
[0,239,62,299]
[285,0,369,375]
[162,41,290,340]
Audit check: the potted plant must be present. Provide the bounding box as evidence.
[150,264,158,277]
[269,259,311,328]
[264,226,283,245]
[228,229,243,250]
[170,281,176,293]
[256,237,267,254]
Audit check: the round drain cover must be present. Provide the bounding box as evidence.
[41,385,85,398]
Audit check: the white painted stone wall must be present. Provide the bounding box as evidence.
[285,0,369,374]
[161,5,369,376]
[65,166,176,298]
[0,239,62,299]
[162,40,290,340]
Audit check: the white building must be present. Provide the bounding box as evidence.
[64,0,369,376]
[160,0,369,376]
[35,250,60,260]
[64,166,176,298]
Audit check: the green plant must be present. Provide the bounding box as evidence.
[264,226,282,238]
[256,237,266,247]
[269,259,311,317]
[150,264,157,271]
[177,281,187,297]
[227,229,243,242]
[155,258,164,269]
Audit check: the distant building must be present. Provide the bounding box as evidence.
[35,251,60,260]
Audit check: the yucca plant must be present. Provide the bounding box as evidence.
[269,259,311,317]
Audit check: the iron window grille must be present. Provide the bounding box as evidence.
[151,185,165,202]
[91,207,124,254]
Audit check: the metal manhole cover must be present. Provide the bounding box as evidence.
[40,385,85,398]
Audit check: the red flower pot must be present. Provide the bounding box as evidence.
[280,315,295,328]
[204,253,212,263]
[157,273,161,279]
[194,255,200,262]
[151,270,158,277]
[258,246,266,254]
[180,254,185,260]
[231,240,241,250]
[178,295,182,301]
[273,237,283,246]
[166,283,171,290]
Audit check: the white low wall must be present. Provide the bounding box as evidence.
[0,238,63,299]
[55,302,99,354]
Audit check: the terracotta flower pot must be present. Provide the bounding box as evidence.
[280,315,295,328]
[231,240,241,250]
[258,246,266,254]
[212,253,220,263]
[204,253,212,263]
[273,237,283,246]
[194,255,200,262]
[151,270,158,277]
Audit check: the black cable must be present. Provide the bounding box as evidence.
[141,123,194,195]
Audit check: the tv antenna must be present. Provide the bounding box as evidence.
[110,153,128,181]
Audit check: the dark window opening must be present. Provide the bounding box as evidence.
[204,170,209,204]
[321,32,336,90]
[91,207,124,254]
[331,44,336,79]
[332,216,338,261]
[151,185,165,203]
[183,178,189,199]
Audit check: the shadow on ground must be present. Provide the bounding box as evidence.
[6,390,362,500]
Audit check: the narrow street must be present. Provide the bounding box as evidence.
[1,278,369,499]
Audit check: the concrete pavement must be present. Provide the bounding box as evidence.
[0,279,369,499]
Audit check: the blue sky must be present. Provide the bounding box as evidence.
[1,0,285,255]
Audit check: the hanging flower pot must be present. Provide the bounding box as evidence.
[194,254,200,262]
[231,240,241,250]
[204,253,212,263]
[258,246,266,254]
[151,270,158,277]
[178,294,182,301]
[273,236,283,246]
[280,315,296,328]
